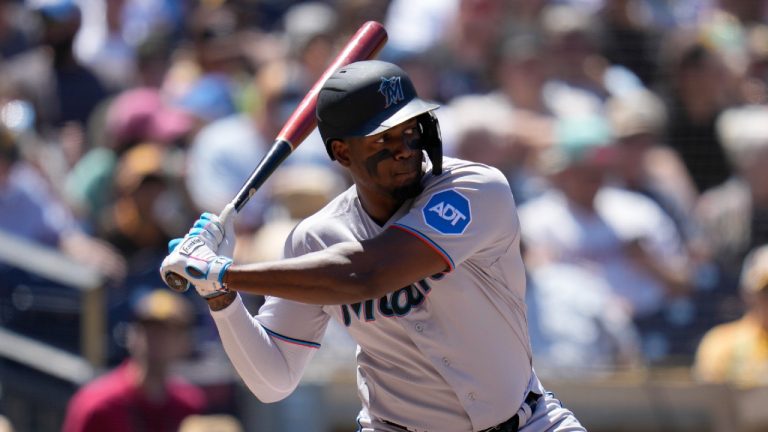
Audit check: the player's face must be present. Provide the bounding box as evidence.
[342,118,424,201]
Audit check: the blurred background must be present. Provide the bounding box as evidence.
[1,0,768,431]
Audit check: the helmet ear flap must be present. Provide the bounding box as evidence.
[324,138,338,161]
[417,112,443,175]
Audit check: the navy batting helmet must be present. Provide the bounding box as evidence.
[317,60,443,175]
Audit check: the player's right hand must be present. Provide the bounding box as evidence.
[161,235,232,299]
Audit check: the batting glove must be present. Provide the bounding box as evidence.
[186,203,237,258]
[161,235,233,299]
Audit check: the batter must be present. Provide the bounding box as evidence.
[161,60,585,432]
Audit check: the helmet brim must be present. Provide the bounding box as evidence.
[350,97,440,138]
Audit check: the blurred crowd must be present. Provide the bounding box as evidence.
[1,0,768,423]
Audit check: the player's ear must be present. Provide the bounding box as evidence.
[331,139,352,167]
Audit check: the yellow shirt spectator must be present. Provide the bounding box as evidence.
[694,314,768,386]
[694,244,768,387]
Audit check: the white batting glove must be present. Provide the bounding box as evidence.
[161,235,233,299]
[188,203,237,258]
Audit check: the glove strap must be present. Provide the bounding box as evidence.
[205,256,233,299]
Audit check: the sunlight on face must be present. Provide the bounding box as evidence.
[346,118,424,201]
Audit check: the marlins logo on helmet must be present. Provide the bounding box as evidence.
[379,76,405,108]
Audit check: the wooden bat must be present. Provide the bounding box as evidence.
[164,21,388,291]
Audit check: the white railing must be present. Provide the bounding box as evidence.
[0,327,94,385]
[0,229,105,380]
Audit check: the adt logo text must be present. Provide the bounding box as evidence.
[423,190,471,235]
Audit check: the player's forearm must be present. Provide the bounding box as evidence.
[210,294,315,402]
[222,242,389,304]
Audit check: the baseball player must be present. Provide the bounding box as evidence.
[161,60,585,432]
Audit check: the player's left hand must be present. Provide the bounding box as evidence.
[186,203,237,258]
[161,235,233,299]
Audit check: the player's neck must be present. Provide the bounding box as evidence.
[356,187,403,226]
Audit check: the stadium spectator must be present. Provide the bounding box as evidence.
[382,0,457,56]
[421,0,509,102]
[518,115,693,333]
[605,89,699,242]
[659,34,737,193]
[744,25,768,102]
[597,0,661,86]
[98,143,183,261]
[481,33,557,202]
[133,30,176,88]
[442,94,550,205]
[0,120,125,279]
[492,33,553,116]
[540,3,645,118]
[694,244,768,386]
[333,0,391,40]
[62,289,206,432]
[1,0,108,135]
[74,0,137,91]
[696,105,768,283]
[505,0,548,38]
[703,0,768,28]
[161,2,246,118]
[63,87,194,227]
[280,1,338,88]
[0,2,32,59]
[0,122,76,246]
[183,59,337,232]
[527,262,642,376]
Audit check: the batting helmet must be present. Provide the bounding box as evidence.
[317,60,443,175]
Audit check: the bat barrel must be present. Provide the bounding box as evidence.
[234,21,387,213]
[275,21,388,148]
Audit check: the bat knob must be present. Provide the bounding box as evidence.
[164,272,190,293]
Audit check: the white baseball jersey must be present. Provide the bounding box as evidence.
[212,157,539,431]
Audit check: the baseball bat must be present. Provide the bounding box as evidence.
[164,21,388,291]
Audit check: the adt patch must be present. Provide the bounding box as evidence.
[422,190,471,235]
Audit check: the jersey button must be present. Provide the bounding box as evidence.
[467,392,476,401]
[442,357,450,367]
[414,322,424,332]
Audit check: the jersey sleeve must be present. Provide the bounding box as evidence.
[210,294,323,402]
[254,296,330,349]
[249,221,334,349]
[392,163,519,271]
[207,222,334,402]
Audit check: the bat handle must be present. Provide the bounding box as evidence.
[233,139,293,212]
[218,201,236,227]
